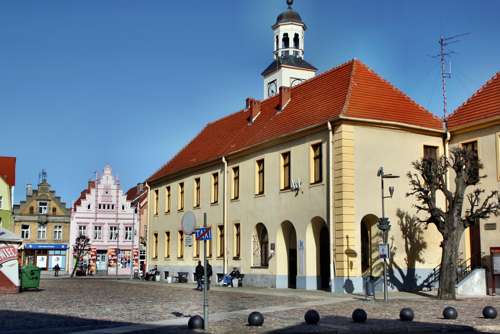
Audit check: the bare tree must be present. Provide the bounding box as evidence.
[70,234,91,278]
[407,147,500,299]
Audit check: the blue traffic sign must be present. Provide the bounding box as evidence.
[195,227,212,241]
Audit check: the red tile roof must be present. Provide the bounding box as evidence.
[73,181,95,211]
[148,59,443,184]
[448,71,500,129]
[0,157,16,187]
[126,184,147,202]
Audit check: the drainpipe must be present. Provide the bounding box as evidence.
[145,183,151,271]
[327,121,336,293]
[222,157,228,275]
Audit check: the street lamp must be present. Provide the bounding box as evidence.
[377,167,399,302]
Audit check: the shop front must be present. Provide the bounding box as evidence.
[0,228,22,294]
[23,244,68,272]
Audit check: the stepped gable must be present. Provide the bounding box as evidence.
[148,59,443,184]
[448,71,500,129]
[73,181,95,211]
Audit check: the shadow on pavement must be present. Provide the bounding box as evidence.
[267,314,479,334]
[0,310,191,334]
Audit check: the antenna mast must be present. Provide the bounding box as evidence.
[435,33,469,125]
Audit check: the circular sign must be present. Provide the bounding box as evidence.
[181,211,196,235]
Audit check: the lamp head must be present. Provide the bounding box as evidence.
[389,186,395,197]
[377,167,383,177]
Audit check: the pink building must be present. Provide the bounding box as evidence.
[70,165,138,275]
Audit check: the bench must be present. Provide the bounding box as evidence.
[175,272,189,283]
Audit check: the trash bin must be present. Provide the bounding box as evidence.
[20,265,41,291]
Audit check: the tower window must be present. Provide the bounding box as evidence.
[293,33,299,49]
[275,35,279,51]
[282,33,290,49]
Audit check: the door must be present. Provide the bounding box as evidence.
[470,221,482,268]
[96,253,107,272]
[288,249,297,289]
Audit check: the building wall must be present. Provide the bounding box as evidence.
[149,122,451,292]
[148,129,329,288]
[450,124,500,264]
[70,166,137,275]
[13,180,71,270]
[351,123,445,292]
[0,178,13,231]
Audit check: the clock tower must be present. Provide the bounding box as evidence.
[262,0,317,99]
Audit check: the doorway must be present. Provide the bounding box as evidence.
[319,225,330,290]
[470,221,482,269]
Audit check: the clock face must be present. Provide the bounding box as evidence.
[268,81,277,97]
[291,78,303,87]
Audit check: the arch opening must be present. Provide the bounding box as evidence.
[253,223,269,267]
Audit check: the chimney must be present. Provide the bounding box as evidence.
[26,184,33,197]
[279,86,291,111]
[246,97,261,124]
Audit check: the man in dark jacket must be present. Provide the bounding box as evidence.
[206,260,213,290]
[195,261,204,290]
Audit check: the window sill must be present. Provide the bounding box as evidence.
[152,257,158,260]
[193,206,200,210]
[251,266,269,269]
[254,193,265,198]
[177,257,184,260]
[164,211,170,215]
[216,256,224,260]
[233,256,241,261]
[177,209,184,213]
[210,202,219,206]
[309,182,324,188]
[279,188,292,193]
[164,257,171,261]
[230,198,240,202]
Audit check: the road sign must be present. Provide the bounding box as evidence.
[185,234,193,247]
[195,227,212,241]
[379,243,390,259]
[181,211,196,235]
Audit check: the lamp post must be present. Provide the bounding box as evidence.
[377,167,399,302]
[116,225,119,278]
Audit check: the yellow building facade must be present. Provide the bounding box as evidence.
[13,172,71,272]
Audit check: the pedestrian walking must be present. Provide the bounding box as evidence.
[53,264,60,277]
[195,261,204,291]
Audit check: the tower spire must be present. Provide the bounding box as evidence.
[287,0,293,9]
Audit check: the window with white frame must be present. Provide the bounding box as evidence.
[0,195,3,208]
[37,224,47,240]
[94,225,102,240]
[78,225,87,237]
[38,201,48,214]
[21,224,30,239]
[125,226,133,241]
[53,225,63,240]
[109,226,118,240]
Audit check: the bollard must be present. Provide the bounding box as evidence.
[304,310,320,325]
[248,311,264,326]
[352,308,367,323]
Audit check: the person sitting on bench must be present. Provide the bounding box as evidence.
[222,267,240,287]
[144,265,159,281]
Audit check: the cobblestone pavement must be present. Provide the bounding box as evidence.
[1,278,500,333]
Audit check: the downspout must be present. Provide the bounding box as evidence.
[222,157,228,275]
[327,121,336,293]
[145,183,151,271]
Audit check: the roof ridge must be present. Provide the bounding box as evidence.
[448,71,500,120]
[351,60,443,126]
[340,59,357,116]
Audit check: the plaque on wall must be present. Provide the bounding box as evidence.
[485,223,497,231]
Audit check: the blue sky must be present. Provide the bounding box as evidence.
[1,0,499,205]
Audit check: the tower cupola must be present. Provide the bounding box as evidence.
[262,0,316,98]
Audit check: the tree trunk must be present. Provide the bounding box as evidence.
[70,254,79,278]
[438,232,461,299]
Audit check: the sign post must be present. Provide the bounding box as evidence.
[195,215,212,330]
[203,213,208,331]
